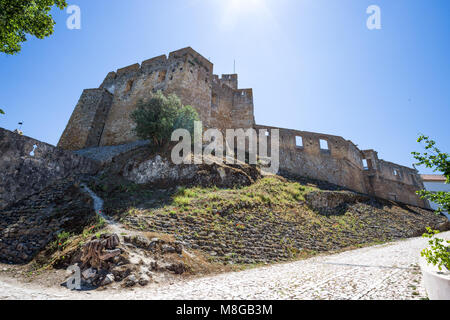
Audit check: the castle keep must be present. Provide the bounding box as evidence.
[58,47,429,209]
[58,47,254,150]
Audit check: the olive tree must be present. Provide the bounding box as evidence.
[131,91,199,147]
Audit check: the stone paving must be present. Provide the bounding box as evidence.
[1,232,448,300]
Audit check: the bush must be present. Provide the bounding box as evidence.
[412,135,450,214]
[421,228,450,271]
[131,91,199,147]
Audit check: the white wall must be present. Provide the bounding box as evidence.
[423,181,450,220]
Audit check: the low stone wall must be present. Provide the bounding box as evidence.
[0,128,100,210]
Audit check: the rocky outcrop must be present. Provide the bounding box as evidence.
[59,233,187,289]
[122,154,261,188]
[0,128,100,210]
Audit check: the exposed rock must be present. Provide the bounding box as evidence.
[437,220,450,232]
[138,275,150,286]
[128,235,152,250]
[305,191,370,216]
[165,262,186,275]
[124,275,137,288]
[101,274,115,286]
[161,244,176,254]
[111,265,133,282]
[122,154,261,189]
[82,268,97,280]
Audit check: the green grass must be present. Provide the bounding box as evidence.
[165,176,317,216]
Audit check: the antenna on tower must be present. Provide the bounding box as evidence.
[233,59,236,74]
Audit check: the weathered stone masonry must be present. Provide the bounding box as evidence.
[57,47,429,209]
[0,128,100,210]
[58,47,255,150]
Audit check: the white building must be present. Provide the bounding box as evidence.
[421,174,450,220]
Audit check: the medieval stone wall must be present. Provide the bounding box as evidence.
[98,47,216,146]
[0,128,99,210]
[254,124,428,208]
[255,125,368,194]
[361,150,428,207]
[58,47,255,149]
[56,47,428,208]
[210,75,255,130]
[57,89,113,151]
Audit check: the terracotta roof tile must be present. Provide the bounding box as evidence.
[421,174,446,182]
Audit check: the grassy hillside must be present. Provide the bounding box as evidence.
[94,175,447,266]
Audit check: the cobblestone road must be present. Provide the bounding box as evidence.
[2,232,448,300]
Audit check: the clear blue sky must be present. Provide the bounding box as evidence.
[0,0,449,174]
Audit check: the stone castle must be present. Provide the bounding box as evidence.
[58,47,429,208]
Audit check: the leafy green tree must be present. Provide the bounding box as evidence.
[173,104,200,137]
[0,108,4,115]
[0,0,67,55]
[131,91,199,147]
[412,135,450,214]
[421,227,450,271]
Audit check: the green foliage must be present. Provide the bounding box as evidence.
[421,228,450,271]
[131,91,199,147]
[168,176,316,217]
[82,216,106,238]
[173,104,199,138]
[412,135,450,214]
[0,108,4,115]
[49,230,72,251]
[0,0,67,55]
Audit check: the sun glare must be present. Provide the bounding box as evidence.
[227,0,266,13]
[217,0,272,29]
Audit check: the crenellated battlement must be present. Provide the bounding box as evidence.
[168,47,213,74]
[219,74,238,89]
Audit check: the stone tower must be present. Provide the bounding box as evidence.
[58,47,255,150]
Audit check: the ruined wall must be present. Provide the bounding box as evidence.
[361,150,428,208]
[57,89,113,150]
[0,128,99,210]
[255,125,428,208]
[255,125,367,194]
